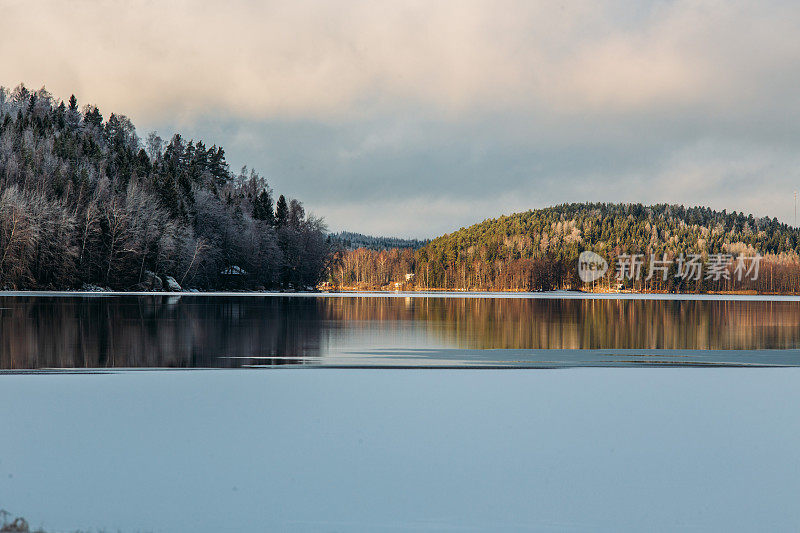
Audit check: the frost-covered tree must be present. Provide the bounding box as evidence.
[0,83,331,290]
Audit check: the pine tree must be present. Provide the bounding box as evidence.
[275,195,288,228]
[83,105,103,128]
[159,175,183,218]
[54,101,66,129]
[189,141,207,183]
[253,190,275,225]
[208,146,229,187]
[66,94,81,130]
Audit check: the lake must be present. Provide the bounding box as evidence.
[2,292,800,369]
[3,293,800,532]
[3,368,800,532]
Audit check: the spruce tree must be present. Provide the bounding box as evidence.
[208,146,229,187]
[55,101,66,129]
[252,190,274,225]
[159,175,183,218]
[83,105,103,127]
[275,195,288,228]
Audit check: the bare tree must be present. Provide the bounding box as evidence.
[0,186,38,287]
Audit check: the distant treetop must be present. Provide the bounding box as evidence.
[420,202,798,263]
[330,231,430,251]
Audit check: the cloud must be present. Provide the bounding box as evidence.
[4,0,800,121]
[2,0,800,235]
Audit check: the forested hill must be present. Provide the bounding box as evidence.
[422,203,800,263]
[329,203,800,293]
[0,84,329,290]
[412,202,800,291]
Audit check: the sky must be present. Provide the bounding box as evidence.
[2,0,800,238]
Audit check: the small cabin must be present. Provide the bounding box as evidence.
[220,265,249,288]
[221,265,248,276]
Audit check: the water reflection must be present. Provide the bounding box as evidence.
[0,296,323,369]
[2,295,800,369]
[320,297,800,350]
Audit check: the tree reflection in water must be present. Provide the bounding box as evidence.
[0,296,323,369]
[2,295,800,369]
[319,297,800,351]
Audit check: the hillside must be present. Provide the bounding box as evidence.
[330,203,800,293]
[425,203,798,258]
[0,84,329,290]
[329,231,429,251]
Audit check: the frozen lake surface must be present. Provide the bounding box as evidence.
[3,294,800,531]
[2,369,800,532]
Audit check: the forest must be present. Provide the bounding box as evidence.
[0,84,330,291]
[5,84,800,295]
[328,203,800,293]
[329,231,428,251]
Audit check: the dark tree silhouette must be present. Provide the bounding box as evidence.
[275,194,288,228]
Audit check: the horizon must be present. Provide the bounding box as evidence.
[4,0,800,238]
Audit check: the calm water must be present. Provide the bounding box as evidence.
[3,293,800,369]
[4,295,800,531]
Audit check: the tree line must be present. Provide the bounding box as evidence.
[329,231,429,251]
[0,84,330,290]
[328,203,800,293]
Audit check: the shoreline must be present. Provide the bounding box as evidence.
[3,289,800,301]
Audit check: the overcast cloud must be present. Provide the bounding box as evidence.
[2,0,800,236]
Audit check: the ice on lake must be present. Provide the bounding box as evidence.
[3,293,800,531]
[2,369,800,532]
